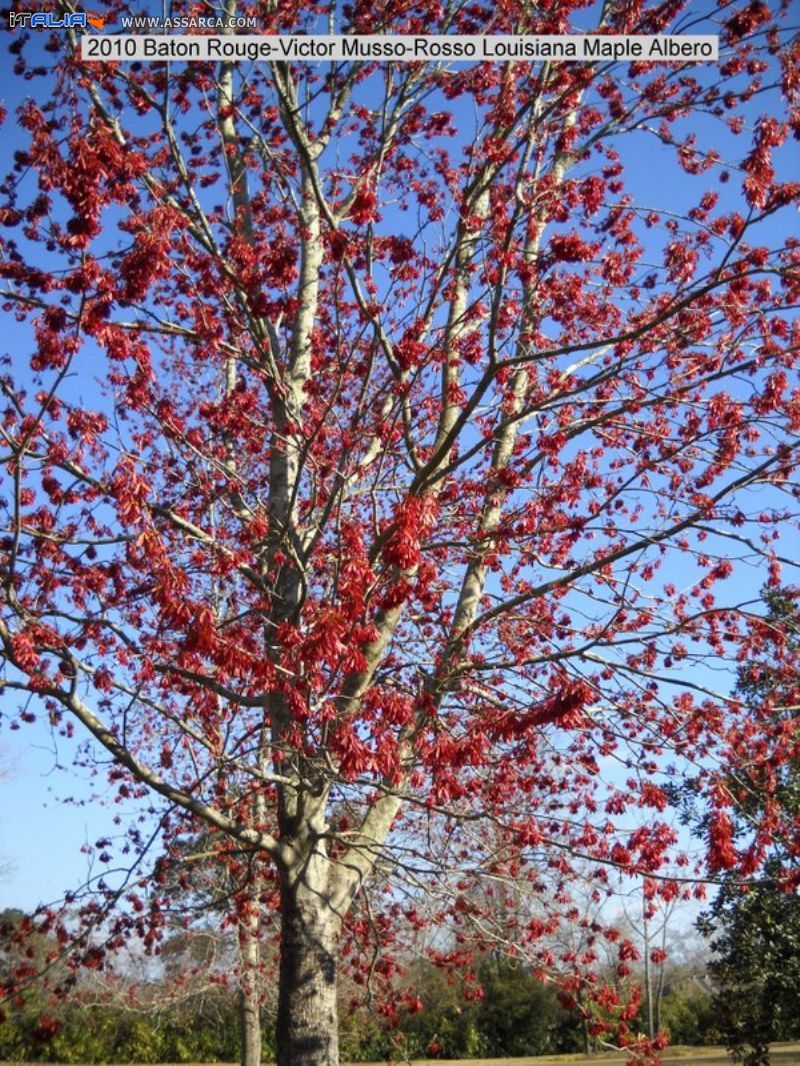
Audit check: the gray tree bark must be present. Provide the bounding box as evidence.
[239,984,262,1066]
[275,882,341,1066]
[238,909,263,1066]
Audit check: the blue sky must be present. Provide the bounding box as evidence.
[0,38,106,909]
[1,1,798,915]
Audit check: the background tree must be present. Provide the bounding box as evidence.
[0,907,244,1064]
[697,587,800,1066]
[613,875,685,1041]
[1,2,799,1065]
[154,827,280,1066]
[700,884,800,1066]
[646,935,715,1049]
[0,903,724,1062]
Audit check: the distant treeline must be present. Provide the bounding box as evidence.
[0,957,716,1063]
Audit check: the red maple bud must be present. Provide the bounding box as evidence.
[550,232,598,262]
[708,811,738,871]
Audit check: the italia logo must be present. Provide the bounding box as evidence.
[8,11,105,29]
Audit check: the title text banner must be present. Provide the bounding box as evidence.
[81,34,720,63]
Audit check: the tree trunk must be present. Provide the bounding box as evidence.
[276,886,340,1066]
[240,982,262,1066]
[642,899,654,1040]
[238,905,262,1066]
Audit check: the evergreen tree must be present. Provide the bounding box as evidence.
[698,588,800,1066]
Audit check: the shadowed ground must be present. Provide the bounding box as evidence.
[6,1047,800,1066]
[4,1048,800,1066]
[360,1046,800,1066]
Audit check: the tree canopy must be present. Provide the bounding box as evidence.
[1,2,799,1063]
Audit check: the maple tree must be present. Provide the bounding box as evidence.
[1,0,799,1064]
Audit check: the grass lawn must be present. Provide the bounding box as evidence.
[353,1045,800,1066]
[5,1051,800,1066]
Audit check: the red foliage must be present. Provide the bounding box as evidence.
[1,1,799,1058]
